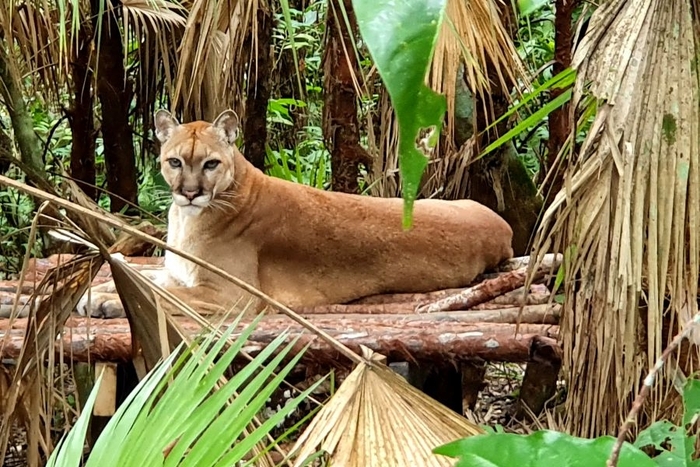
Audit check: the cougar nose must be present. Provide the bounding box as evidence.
[182,189,200,201]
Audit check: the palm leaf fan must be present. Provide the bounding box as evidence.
[531,0,700,437]
[289,347,484,467]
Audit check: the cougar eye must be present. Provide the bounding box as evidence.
[168,158,182,169]
[203,160,221,171]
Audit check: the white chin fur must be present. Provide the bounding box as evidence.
[172,195,211,216]
[178,205,203,216]
[172,194,211,208]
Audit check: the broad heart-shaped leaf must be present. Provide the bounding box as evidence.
[434,430,656,467]
[634,421,699,467]
[518,0,550,16]
[353,0,447,228]
[631,378,700,467]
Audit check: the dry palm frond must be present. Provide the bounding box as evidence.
[1,0,187,159]
[430,0,524,151]
[0,249,105,463]
[0,177,285,465]
[172,0,270,121]
[2,0,67,105]
[531,0,700,438]
[120,0,187,154]
[289,347,483,467]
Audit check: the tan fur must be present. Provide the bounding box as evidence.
[77,110,514,318]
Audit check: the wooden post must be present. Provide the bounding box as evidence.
[515,336,562,420]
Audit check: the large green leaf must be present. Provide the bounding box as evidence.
[518,0,550,17]
[434,430,656,467]
[353,0,448,228]
[682,377,700,427]
[632,378,700,467]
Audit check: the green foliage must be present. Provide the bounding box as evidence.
[354,0,448,228]
[266,2,331,188]
[435,377,700,467]
[266,144,329,189]
[633,378,700,466]
[0,177,39,278]
[47,316,324,466]
[435,430,656,467]
[265,95,331,188]
[480,68,576,160]
[272,2,325,80]
[507,2,555,177]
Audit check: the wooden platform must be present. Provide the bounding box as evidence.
[0,253,564,417]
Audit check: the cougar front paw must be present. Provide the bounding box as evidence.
[76,292,125,318]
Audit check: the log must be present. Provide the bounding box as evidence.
[3,254,558,319]
[295,304,560,323]
[415,259,563,314]
[0,288,559,319]
[0,315,559,364]
[19,254,163,283]
[352,284,550,306]
[22,254,554,277]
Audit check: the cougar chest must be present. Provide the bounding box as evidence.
[164,206,202,287]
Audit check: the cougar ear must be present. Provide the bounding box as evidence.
[212,109,240,145]
[154,109,180,144]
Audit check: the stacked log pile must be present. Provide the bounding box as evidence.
[0,253,564,418]
[0,254,561,365]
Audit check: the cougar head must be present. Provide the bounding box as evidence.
[153,109,240,214]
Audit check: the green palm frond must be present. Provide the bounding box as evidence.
[46,315,323,466]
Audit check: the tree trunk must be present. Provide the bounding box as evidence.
[66,23,97,200]
[322,0,371,193]
[466,5,543,256]
[0,50,45,176]
[243,6,274,171]
[542,0,578,207]
[92,1,138,212]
